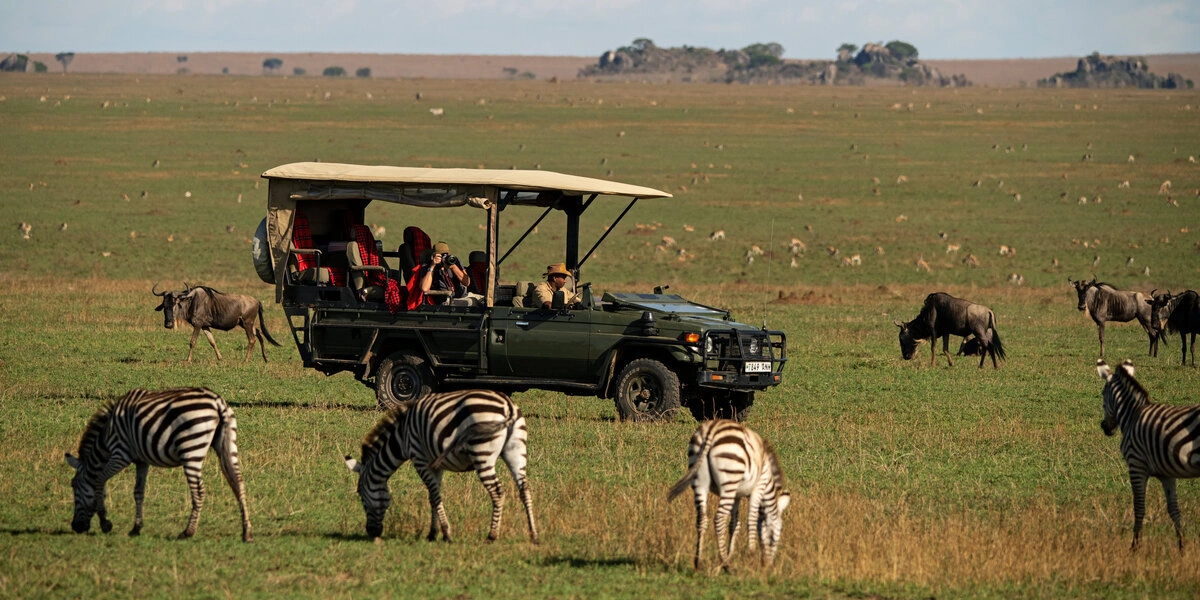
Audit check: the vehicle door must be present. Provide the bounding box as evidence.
[489,306,592,380]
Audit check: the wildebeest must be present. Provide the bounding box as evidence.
[1070,278,1158,358]
[895,292,1007,368]
[1148,290,1200,366]
[152,283,280,362]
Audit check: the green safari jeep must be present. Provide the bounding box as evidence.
[252,162,786,421]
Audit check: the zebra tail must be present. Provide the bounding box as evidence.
[211,397,242,481]
[428,420,510,471]
[258,303,281,347]
[668,429,717,501]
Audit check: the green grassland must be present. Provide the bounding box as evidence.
[2,74,1200,598]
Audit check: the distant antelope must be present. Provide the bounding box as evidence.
[946,244,960,254]
[962,254,979,268]
[18,221,31,239]
[916,256,931,272]
[1160,180,1172,194]
[661,236,676,247]
[1119,180,1131,189]
[709,230,725,242]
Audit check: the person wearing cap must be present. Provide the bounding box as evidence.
[416,241,470,305]
[533,262,581,310]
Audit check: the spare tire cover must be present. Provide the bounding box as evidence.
[252,217,275,284]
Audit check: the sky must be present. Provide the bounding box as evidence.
[2,0,1198,60]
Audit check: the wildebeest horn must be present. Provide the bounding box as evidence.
[893,319,904,329]
[1150,288,1158,297]
[152,282,166,296]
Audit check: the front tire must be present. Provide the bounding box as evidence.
[376,352,437,410]
[614,358,681,422]
[687,390,754,422]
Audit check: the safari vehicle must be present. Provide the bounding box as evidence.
[252,162,786,421]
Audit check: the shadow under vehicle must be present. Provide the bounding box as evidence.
[252,162,786,421]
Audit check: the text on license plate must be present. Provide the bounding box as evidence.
[744,361,772,373]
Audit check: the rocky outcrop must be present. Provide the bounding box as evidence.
[1038,53,1193,89]
[0,53,29,72]
[581,39,969,86]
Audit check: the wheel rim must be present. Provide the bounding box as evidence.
[626,372,663,413]
[389,365,421,401]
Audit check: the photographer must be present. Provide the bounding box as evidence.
[415,241,470,306]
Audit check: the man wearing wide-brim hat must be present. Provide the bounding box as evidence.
[533,262,581,310]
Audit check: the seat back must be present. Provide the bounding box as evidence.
[398,226,431,275]
[467,250,488,294]
[348,224,385,294]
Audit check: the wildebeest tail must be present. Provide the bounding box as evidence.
[989,312,1007,361]
[992,329,1006,360]
[668,429,717,501]
[257,303,282,347]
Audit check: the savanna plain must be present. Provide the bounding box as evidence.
[2,73,1200,598]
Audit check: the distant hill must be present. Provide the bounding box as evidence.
[4,50,1199,88]
[578,39,970,86]
[1038,52,1194,88]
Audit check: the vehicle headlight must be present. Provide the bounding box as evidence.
[704,336,714,354]
[748,338,760,355]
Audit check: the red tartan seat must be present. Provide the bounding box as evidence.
[467,250,488,295]
[398,226,431,275]
[288,212,334,285]
[347,225,404,313]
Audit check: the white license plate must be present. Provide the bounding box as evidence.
[744,361,772,373]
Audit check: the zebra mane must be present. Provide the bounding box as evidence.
[1109,361,1149,407]
[761,438,785,487]
[359,404,409,461]
[75,399,116,458]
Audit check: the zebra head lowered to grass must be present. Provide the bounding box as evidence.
[64,387,252,542]
[343,389,538,543]
[894,292,1006,368]
[1096,359,1200,550]
[668,420,789,571]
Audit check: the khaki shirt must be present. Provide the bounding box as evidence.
[532,280,580,308]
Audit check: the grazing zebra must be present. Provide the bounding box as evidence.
[668,420,790,570]
[1096,359,1200,550]
[344,389,537,543]
[64,387,252,542]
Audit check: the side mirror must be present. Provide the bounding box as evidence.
[580,282,594,309]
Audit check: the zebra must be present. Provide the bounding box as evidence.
[668,420,790,570]
[1096,359,1200,550]
[64,387,252,542]
[343,389,538,543]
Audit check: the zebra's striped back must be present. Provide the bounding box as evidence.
[346,389,537,542]
[66,387,251,541]
[669,420,789,569]
[1097,359,1200,549]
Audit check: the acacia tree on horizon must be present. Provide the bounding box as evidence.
[55,52,74,73]
[263,57,283,75]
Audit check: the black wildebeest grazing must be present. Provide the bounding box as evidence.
[152,283,280,362]
[895,292,1007,368]
[1070,278,1158,358]
[1148,289,1200,366]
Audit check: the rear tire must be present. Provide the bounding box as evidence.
[376,352,437,410]
[614,358,680,422]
